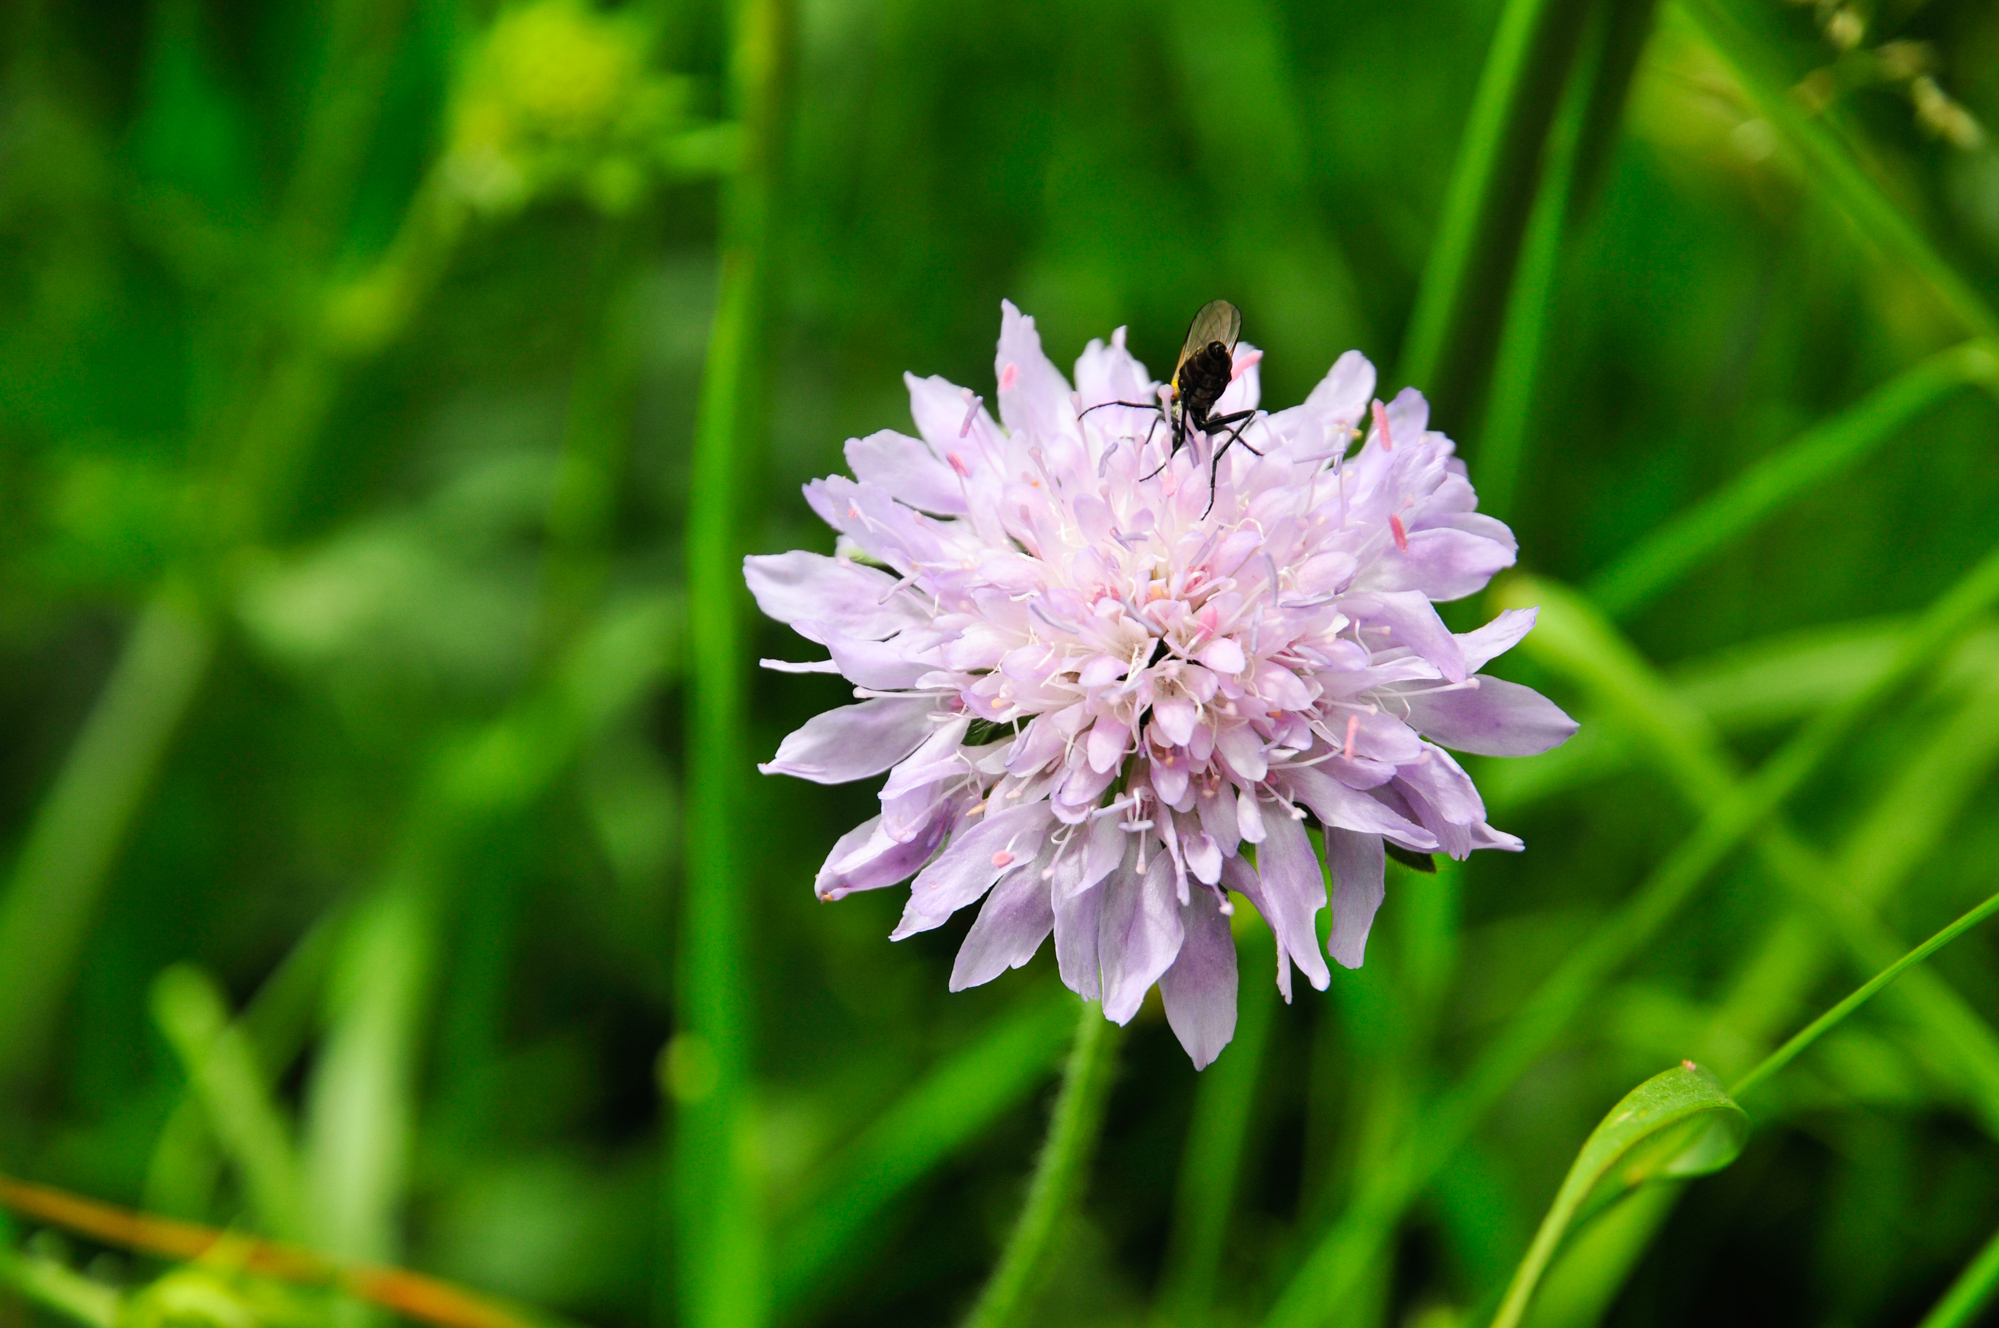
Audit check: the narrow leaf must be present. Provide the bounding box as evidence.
[1489,1064,1747,1328]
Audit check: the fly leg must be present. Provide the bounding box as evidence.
[1199,409,1263,516]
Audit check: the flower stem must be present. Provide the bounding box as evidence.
[1730,886,1999,1102]
[961,1002,1123,1328]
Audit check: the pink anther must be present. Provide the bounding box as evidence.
[1343,713,1359,761]
[1388,512,1409,552]
[999,362,1018,392]
[991,850,1016,868]
[947,451,972,477]
[1230,348,1263,381]
[1372,398,1392,450]
[959,393,984,437]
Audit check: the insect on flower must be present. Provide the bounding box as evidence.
[1081,299,1263,516]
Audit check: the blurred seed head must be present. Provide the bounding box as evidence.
[444,0,692,216]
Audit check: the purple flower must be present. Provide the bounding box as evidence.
[749,303,1576,1068]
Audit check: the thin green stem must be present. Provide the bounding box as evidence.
[774,992,1077,1312]
[0,585,215,1089]
[1397,0,1589,405]
[1917,1224,1999,1328]
[1589,341,1999,619]
[962,1003,1124,1328]
[1476,2,1601,521]
[672,0,792,1323]
[1730,888,1999,1102]
[1156,915,1280,1324]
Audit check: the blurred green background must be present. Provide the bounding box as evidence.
[3,0,1999,1326]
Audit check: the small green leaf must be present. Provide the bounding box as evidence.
[1489,1063,1748,1328]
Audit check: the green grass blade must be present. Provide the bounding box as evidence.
[961,1003,1123,1328]
[151,965,307,1241]
[0,585,215,1090]
[1519,1182,1680,1328]
[1589,341,1999,619]
[303,877,437,1270]
[1475,7,1599,523]
[1730,887,1999,1102]
[1262,552,1999,1328]
[1397,0,1591,409]
[1917,1224,1999,1328]
[1673,0,1999,341]
[1156,912,1281,1324]
[772,992,1077,1312]
[673,0,793,1323]
[1478,0,1659,520]
[1515,576,1999,1130]
[1489,1064,1747,1328]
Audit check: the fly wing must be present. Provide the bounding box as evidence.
[1174,299,1242,380]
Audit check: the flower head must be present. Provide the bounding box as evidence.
[749,303,1576,1067]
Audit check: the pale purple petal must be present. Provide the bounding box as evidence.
[1284,766,1440,848]
[892,802,1054,939]
[1342,590,1466,682]
[816,810,953,901]
[846,429,968,515]
[1325,829,1385,969]
[996,301,1076,443]
[949,867,1055,990]
[1099,855,1185,1024]
[1159,887,1238,1069]
[744,551,925,643]
[761,697,938,784]
[1403,676,1577,757]
[1364,526,1516,601]
[1458,607,1538,672]
[826,634,933,690]
[1244,811,1331,996]
[1054,874,1104,1001]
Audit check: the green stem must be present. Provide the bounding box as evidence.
[672,0,792,1323]
[1917,1224,1999,1328]
[774,993,1076,1313]
[1156,916,1280,1324]
[1475,2,1601,521]
[0,585,215,1089]
[962,1003,1124,1328]
[1730,887,1999,1102]
[1397,0,1590,406]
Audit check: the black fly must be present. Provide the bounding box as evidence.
[1080,299,1263,516]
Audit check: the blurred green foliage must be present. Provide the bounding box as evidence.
[2,0,1999,1326]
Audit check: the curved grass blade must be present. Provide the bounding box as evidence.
[1488,1064,1747,1328]
[1730,887,1999,1102]
[773,991,1077,1312]
[1917,1224,1999,1328]
[1588,341,1999,619]
[961,1003,1123,1328]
